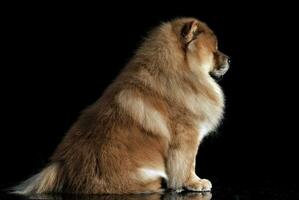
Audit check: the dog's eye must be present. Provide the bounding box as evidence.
[213,51,219,58]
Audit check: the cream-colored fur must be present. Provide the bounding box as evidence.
[138,168,168,181]
[12,163,61,194]
[117,89,171,141]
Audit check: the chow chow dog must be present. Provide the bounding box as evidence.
[13,17,229,195]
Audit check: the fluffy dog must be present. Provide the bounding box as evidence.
[13,17,229,194]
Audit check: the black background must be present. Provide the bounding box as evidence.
[1,2,299,198]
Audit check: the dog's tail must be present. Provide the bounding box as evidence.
[11,162,63,195]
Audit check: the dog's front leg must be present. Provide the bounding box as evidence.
[166,125,198,192]
[166,125,212,192]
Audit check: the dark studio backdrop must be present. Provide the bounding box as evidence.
[1,2,299,199]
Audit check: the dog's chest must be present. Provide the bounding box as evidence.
[192,83,224,140]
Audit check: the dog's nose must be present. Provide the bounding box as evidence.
[225,56,231,65]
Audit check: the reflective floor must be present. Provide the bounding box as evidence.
[3,192,210,200]
[2,183,298,200]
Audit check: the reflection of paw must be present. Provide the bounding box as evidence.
[163,191,212,200]
[182,192,212,200]
[184,178,212,192]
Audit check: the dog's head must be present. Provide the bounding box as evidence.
[173,18,230,78]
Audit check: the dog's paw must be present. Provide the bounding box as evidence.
[184,178,212,192]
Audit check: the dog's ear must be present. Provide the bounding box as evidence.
[181,20,202,44]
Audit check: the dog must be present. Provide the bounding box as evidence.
[13,17,229,194]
